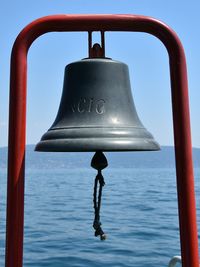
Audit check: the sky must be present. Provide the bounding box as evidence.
[0,0,200,148]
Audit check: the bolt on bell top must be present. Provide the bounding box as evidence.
[35,58,160,152]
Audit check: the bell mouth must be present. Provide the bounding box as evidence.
[35,126,160,152]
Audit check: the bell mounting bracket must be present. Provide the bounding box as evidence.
[88,31,105,58]
[5,14,199,267]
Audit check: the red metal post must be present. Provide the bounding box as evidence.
[6,14,199,267]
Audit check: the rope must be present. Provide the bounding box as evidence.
[93,170,106,240]
[91,151,108,240]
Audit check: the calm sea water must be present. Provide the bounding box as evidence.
[1,166,200,266]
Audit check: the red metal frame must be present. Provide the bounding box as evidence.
[6,14,199,267]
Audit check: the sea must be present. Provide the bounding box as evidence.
[0,146,200,267]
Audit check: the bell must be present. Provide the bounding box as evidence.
[35,58,160,152]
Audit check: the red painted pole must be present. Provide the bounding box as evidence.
[6,14,199,267]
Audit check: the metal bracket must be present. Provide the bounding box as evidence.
[88,31,105,58]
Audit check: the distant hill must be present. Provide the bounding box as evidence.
[1,145,200,169]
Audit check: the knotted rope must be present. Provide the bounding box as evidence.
[91,151,108,240]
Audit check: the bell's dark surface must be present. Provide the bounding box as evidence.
[35,58,160,152]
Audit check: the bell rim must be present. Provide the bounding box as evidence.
[35,137,160,152]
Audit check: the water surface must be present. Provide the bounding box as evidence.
[2,165,198,266]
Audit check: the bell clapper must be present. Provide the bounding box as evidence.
[91,151,108,240]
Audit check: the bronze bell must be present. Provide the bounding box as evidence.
[35,58,160,152]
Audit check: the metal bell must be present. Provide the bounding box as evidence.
[35,58,160,152]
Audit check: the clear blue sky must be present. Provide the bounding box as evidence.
[0,0,200,148]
